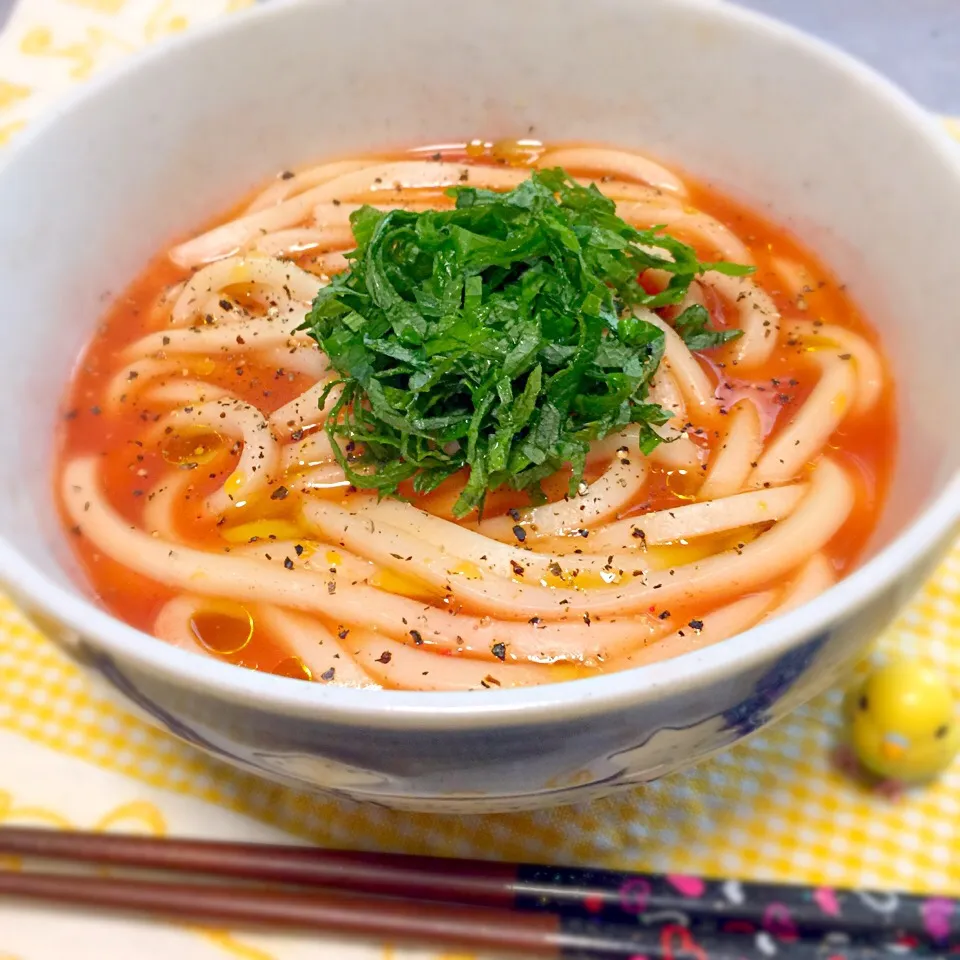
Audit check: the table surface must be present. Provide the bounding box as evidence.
[0,0,957,112]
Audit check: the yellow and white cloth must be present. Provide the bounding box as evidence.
[0,2,959,957]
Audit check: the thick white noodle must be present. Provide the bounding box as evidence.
[308,200,453,234]
[642,310,718,414]
[585,483,807,552]
[104,358,183,412]
[296,463,349,492]
[772,256,817,301]
[250,226,355,259]
[310,251,350,275]
[169,162,531,267]
[154,595,214,654]
[748,355,857,488]
[154,594,379,687]
[536,147,687,195]
[646,369,701,470]
[64,457,660,662]
[142,473,195,541]
[150,280,186,326]
[268,378,339,439]
[244,160,374,214]
[156,399,280,514]
[616,202,753,263]
[345,497,652,583]
[171,256,322,326]
[263,342,328,379]
[476,454,648,542]
[703,272,780,370]
[782,319,883,416]
[612,591,778,669]
[698,399,763,501]
[349,631,557,691]
[255,606,379,687]
[304,499,616,621]
[300,468,838,623]
[604,458,853,612]
[282,432,335,471]
[762,552,836,621]
[142,380,230,407]
[123,308,309,360]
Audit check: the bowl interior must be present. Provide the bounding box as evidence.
[0,0,956,640]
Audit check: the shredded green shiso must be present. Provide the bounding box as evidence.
[299,168,750,517]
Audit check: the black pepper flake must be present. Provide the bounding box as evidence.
[219,299,233,311]
[294,544,304,556]
[283,557,294,570]
[658,610,671,620]
[838,353,852,360]
[290,428,304,442]
[281,170,295,180]
[331,198,341,206]
[431,152,442,161]
[327,580,336,594]
[376,650,392,664]
[320,667,335,681]
[491,642,506,661]
[508,508,521,521]
[631,528,646,541]
[509,560,525,576]
[90,405,101,416]
[583,612,592,626]
[337,626,350,640]
[528,616,543,628]
[162,336,170,346]
[689,619,704,633]
[270,485,289,501]
[410,629,424,645]
[63,409,78,421]
[512,524,527,542]
[548,561,563,577]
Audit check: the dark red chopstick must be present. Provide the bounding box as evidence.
[0,826,952,944]
[0,826,952,958]
[0,869,938,960]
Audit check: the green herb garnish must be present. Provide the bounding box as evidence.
[299,168,749,517]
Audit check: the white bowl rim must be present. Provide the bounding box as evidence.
[2,0,959,729]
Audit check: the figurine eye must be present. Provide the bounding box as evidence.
[859,695,869,711]
[935,725,949,740]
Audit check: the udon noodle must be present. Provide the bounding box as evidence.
[56,141,895,690]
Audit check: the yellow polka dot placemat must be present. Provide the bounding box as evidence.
[1,2,959,957]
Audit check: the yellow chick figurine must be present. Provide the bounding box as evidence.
[844,659,959,786]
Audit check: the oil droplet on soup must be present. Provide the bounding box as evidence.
[189,602,254,656]
[273,656,312,682]
[160,426,224,466]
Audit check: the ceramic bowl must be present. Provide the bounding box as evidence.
[0,0,957,812]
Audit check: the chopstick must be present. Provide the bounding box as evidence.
[0,826,952,958]
[0,870,939,959]
[0,826,950,940]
